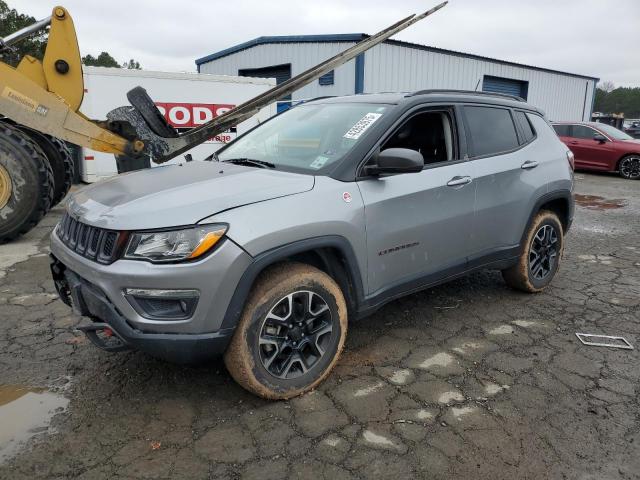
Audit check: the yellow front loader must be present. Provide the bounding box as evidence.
[0,3,447,242]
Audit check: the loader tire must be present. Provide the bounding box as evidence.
[15,126,75,205]
[46,136,75,205]
[0,123,55,243]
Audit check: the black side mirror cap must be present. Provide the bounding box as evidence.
[365,148,424,176]
[593,133,607,143]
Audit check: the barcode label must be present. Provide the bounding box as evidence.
[343,113,382,140]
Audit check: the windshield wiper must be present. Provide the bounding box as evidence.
[203,151,219,162]
[222,158,276,169]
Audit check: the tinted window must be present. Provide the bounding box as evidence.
[464,106,519,157]
[514,111,535,144]
[572,125,598,140]
[553,124,571,137]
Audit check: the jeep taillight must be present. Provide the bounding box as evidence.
[566,150,575,171]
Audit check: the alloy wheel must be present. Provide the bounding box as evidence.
[620,156,640,179]
[259,290,334,379]
[528,224,558,280]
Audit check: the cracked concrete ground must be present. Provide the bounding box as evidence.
[0,172,638,479]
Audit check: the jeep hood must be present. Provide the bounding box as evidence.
[67,162,315,230]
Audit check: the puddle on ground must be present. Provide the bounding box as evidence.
[574,194,626,210]
[0,385,68,464]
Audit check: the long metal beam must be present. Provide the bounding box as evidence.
[107,2,448,163]
[1,16,51,47]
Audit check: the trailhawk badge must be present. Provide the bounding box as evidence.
[342,192,352,203]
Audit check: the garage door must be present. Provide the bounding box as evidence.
[239,64,292,112]
[482,75,529,100]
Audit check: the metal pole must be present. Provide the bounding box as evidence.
[1,16,52,47]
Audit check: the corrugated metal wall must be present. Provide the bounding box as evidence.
[198,42,357,102]
[199,41,596,121]
[364,43,596,121]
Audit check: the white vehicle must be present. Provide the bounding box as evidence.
[79,67,277,182]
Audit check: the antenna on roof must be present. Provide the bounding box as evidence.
[474,78,481,91]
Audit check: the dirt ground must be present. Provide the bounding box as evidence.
[0,172,638,479]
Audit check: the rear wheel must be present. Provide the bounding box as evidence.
[0,123,55,243]
[502,210,564,293]
[618,155,640,180]
[224,263,348,399]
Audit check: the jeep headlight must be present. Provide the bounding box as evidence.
[124,224,227,263]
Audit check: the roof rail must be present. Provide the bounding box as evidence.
[408,89,526,102]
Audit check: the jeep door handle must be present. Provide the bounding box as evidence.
[446,176,472,187]
[521,160,539,170]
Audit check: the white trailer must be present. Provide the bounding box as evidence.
[79,67,277,182]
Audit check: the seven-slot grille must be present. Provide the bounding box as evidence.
[56,213,122,264]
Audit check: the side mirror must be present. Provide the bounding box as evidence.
[593,133,607,143]
[364,148,424,176]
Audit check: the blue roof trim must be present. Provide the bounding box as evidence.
[195,33,599,82]
[195,34,364,65]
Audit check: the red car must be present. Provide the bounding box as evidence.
[552,122,640,180]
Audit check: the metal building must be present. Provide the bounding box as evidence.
[196,35,598,121]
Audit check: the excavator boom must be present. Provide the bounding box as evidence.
[0,3,447,163]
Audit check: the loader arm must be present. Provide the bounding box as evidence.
[0,7,143,156]
[0,3,447,164]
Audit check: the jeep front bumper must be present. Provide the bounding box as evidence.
[50,229,252,363]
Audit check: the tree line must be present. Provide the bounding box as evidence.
[0,1,141,69]
[594,82,640,118]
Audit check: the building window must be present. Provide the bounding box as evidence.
[318,70,334,86]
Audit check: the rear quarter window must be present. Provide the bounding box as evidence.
[514,111,536,144]
[464,106,519,157]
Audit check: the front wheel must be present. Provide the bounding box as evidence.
[618,155,640,180]
[502,210,564,293]
[224,263,348,399]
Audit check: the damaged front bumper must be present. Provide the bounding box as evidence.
[51,255,234,363]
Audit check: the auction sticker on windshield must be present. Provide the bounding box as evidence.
[343,113,382,140]
[310,155,329,169]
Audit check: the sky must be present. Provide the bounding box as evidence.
[15,0,640,87]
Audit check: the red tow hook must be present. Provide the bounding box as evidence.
[102,328,113,338]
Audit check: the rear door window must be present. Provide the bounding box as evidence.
[464,106,519,157]
[552,124,571,137]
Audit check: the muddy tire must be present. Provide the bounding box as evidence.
[502,210,564,293]
[224,262,348,400]
[618,155,640,180]
[0,123,55,243]
[13,126,75,206]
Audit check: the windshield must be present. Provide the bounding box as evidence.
[218,103,389,173]
[595,123,633,140]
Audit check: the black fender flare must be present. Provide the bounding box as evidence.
[519,189,574,248]
[221,236,365,329]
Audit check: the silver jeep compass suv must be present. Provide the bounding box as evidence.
[50,90,574,399]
